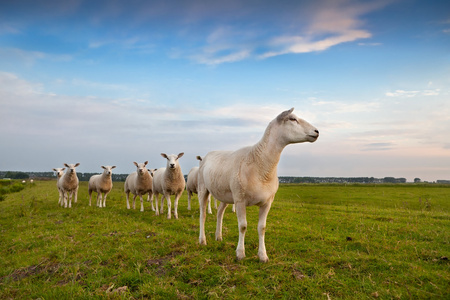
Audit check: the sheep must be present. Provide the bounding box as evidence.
[88,165,116,208]
[146,168,158,212]
[153,153,185,219]
[124,161,156,213]
[53,167,65,206]
[58,163,80,208]
[186,156,214,214]
[197,108,319,262]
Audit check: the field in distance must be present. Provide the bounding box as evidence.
[0,181,449,299]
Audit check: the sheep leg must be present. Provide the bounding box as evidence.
[174,192,182,219]
[164,194,172,219]
[132,194,137,209]
[214,198,218,210]
[74,187,78,203]
[235,201,247,260]
[139,195,144,212]
[59,190,63,206]
[96,193,101,207]
[187,191,192,211]
[103,193,108,208]
[63,191,68,208]
[126,192,131,209]
[148,193,155,211]
[154,194,159,216]
[198,189,210,245]
[215,202,228,241]
[88,190,92,206]
[207,194,212,214]
[257,201,273,263]
[232,204,236,213]
[160,195,164,214]
[68,192,73,208]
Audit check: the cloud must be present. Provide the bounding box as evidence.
[362,142,396,151]
[385,89,440,97]
[184,0,387,64]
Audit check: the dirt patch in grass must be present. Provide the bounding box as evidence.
[6,261,62,281]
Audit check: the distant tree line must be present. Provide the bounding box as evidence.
[1,171,447,184]
[278,176,408,184]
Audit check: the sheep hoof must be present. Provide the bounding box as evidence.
[215,236,222,242]
[236,250,245,261]
[259,255,269,263]
[199,238,207,245]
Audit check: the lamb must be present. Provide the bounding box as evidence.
[197,108,319,262]
[58,163,80,208]
[88,165,116,208]
[52,167,65,206]
[152,153,185,219]
[186,156,214,214]
[124,161,156,213]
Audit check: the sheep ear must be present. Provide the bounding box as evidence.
[75,163,80,167]
[161,153,168,159]
[52,168,57,172]
[112,166,116,169]
[177,152,184,159]
[196,155,202,161]
[276,108,294,123]
[144,161,148,166]
[133,162,138,167]
[101,166,106,170]
[62,168,66,171]
[64,163,69,168]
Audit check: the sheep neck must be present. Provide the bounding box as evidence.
[166,167,182,180]
[249,121,285,182]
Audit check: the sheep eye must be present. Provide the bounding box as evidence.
[289,117,297,122]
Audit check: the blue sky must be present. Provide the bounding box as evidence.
[0,0,449,181]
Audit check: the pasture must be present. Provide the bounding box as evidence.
[0,181,449,299]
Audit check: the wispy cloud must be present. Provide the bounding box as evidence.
[385,89,440,97]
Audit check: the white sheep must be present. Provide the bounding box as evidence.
[186,156,214,214]
[147,168,158,211]
[197,108,319,262]
[153,153,185,219]
[88,165,116,208]
[58,163,80,208]
[124,161,156,213]
[53,167,65,206]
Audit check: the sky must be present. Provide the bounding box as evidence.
[0,0,449,182]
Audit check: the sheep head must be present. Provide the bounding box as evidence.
[161,153,184,170]
[52,168,65,178]
[276,108,319,144]
[101,165,116,176]
[63,163,80,174]
[134,161,148,175]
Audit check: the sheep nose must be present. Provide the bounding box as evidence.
[170,164,175,168]
[315,129,319,135]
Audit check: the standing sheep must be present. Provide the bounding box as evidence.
[197,108,319,262]
[153,153,185,219]
[58,163,80,208]
[52,167,65,206]
[88,165,116,208]
[124,161,155,213]
[186,156,213,214]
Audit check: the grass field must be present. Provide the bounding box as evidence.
[0,181,449,299]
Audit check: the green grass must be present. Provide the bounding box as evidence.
[0,182,449,299]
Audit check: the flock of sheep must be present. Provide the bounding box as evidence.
[52,108,319,262]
